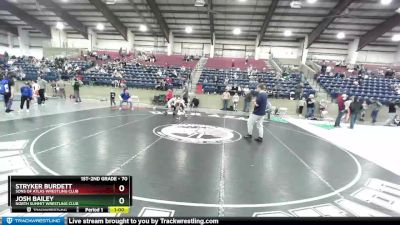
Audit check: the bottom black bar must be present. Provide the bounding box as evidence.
[11,207,109,213]
[67,217,400,225]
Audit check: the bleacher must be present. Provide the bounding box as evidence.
[140,54,199,69]
[83,64,191,89]
[11,60,56,81]
[205,57,267,71]
[198,68,315,98]
[69,60,93,71]
[317,75,400,104]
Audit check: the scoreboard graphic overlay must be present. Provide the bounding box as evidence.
[8,176,132,213]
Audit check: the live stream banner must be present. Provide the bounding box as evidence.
[8,176,132,213]
[2,217,400,225]
[66,217,400,225]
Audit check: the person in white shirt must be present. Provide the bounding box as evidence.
[344,97,353,123]
[232,93,240,112]
[31,80,40,104]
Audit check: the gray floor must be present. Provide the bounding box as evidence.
[1,105,400,217]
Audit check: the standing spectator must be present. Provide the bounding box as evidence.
[344,96,353,123]
[51,81,57,97]
[182,86,189,104]
[334,94,347,127]
[244,84,268,143]
[72,78,82,103]
[32,80,40,104]
[319,99,328,119]
[243,90,252,113]
[384,101,398,126]
[4,51,9,63]
[306,94,315,119]
[0,74,14,113]
[20,82,32,112]
[359,100,368,122]
[221,89,231,111]
[231,59,235,68]
[110,89,116,107]
[349,97,362,129]
[370,98,382,124]
[232,93,240,112]
[297,97,306,117]
[321,60,327,75]
[57,80,66,99]
[37,77,47,105]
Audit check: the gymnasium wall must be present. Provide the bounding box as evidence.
[308,42,348,62]
[1,30,399,64]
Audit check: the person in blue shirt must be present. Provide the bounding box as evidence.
[119,88,133,110]
[20,81,32,112]
[244,84,268,143]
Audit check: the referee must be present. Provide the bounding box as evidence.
[244,84,268,143]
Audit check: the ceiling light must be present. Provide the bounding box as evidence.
[56,22,64,30]
[396,7,400,13]
[238,0,246,2]
[139,25,148,32]
[307,0,317,3]
[381,0,392,5]
[337,32,345,39]
[233,28,241,35]
[96,23,104,31]
[185,26,193,33]
[392,34,400,41]
[284,30,292,37]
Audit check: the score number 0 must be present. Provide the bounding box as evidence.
[118,184,126,205]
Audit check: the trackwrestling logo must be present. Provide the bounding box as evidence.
[153,124,242,144]
[2,217,64,225]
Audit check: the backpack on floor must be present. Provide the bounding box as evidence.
[0,79,10,95]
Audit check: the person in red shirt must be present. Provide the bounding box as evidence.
[165,89,174,103]
[334,94,347,127]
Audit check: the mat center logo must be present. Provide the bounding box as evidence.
[153,124,242,144]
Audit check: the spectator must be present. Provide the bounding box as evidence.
[298,97,306,117]
[319,99,328,119]
[232,93,239,112]
[72,78,82,103]
[19,81,32,112]
[384,101,398,126]
[370,98,382,124]
[321,61,327,75]
[334,94,347,127]
[165,89,174,102]
[359,100,368,122]
[306,94,315,119]
[1,74,15,113]
[349,97,362,129]
[221,89,231,111]
[57,80,66,99]
[190,96,200,108]
[344,96,353,123]
[37,77,47,105]
[243,90,252,113]
[182,86,189,104]
[119,88,134,110]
